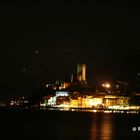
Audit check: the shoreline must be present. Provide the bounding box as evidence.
[0,106,140,114]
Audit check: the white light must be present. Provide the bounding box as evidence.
[40,103,46,107]
[93,110,97,112]
[138,126,140,131]
[108,106,120,109]
[10,103,14,106]
[104,110,112,113]
[34,50,40,54]
[56,91,69,97]
[132,127,137,132]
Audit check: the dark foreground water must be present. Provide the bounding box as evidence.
[0,109,140,140]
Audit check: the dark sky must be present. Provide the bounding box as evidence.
[0,1,140,100]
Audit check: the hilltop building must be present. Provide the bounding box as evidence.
[77,64,87,84]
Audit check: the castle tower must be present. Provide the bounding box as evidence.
[77,64,86,83]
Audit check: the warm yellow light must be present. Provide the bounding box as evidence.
[106,83,110,88]
[102,82,111,88]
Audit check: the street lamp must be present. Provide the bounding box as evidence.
[102,82,111,94]
[102,82,111,89]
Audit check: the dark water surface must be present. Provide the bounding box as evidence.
[0,110,140,140]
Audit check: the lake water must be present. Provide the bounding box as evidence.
[0,110,140,140]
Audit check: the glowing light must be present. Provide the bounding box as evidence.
[138,126,140,131]
[108,106,120,109]
[10,102,14,105]
[70,100,79,108]
[34,50,40,54]
[40,103,46,107]
[104,110,112,113]
[91,98,103,106]
[132,127,137,131]
[56,91,69,97]
[102,82,111,88]
[48,97,56,106]
[93,110,97,112]
[22,68,26,72]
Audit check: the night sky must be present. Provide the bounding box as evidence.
[0,1,140,100]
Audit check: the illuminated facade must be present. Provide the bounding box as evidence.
[103,95,129,109]
[77,64,86,83]
[40,93,131,110]
[41,94,103,108]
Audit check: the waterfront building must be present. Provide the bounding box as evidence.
[103,95,129,109]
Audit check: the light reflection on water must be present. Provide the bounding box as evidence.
[90,113,113,140]
[100,115,112,140]
[1,110,140,139]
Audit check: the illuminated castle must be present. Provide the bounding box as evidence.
[77,64,87,84]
